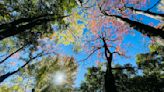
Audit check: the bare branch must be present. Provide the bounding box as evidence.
[112,66,139,70]
[84,37,100,43]
[0,51,57,83]
[124,5,164,19]
[147,0,161,11]
[0,44,28,64]
[112,51,122,56]
[79,47,102,62]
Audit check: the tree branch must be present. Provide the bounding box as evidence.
[112,66,137,70]
[147,0,161,11]
[124,5,164,18]
[0,44,28,64]
[0,14,70,40]
[100,9,164,39]
[112,51,122,56]
[79,47,101,62]
[123,0,163,17]
[0,51,55,83]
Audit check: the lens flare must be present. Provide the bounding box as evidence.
[52,71,66,85]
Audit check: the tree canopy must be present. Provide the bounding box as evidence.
[0,0,163,92]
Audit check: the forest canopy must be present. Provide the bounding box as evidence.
[0,0,163,92]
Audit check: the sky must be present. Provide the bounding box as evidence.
[59,0,163,87]
[59,28,151,87]
[0,0,163,90]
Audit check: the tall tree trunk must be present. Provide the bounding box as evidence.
[102,38,117,92]
[32,89,35,92]
[104,53,117,92]
[0,14,69,41]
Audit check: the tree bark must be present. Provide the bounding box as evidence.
[0,14,69,41]
[32,89,35,92]
[99,6,164,40]
[104,53,117,92]
[102,12,164,38]
[102,38,117,92]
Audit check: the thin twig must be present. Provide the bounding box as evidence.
[0,44,28,64]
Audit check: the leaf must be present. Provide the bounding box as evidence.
[52,11,86,46]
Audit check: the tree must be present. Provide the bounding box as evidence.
[77,63,130,92]
[78,62,164,92]
[0,35,62,83]
[0,0,78,77]
[0,0,77,40]
[28,56,77,92]
[136,43,164,77]
[78,64,105,92]
[0,55,78,92]
[0,0,84,83]
[1,0,163,92]
[80,8,130,91]
[80,0,164,45]
[0,50,54,83]
[78,43,164,92]
[75,1,164,91]
[0,84,24,92]
[127,43,164,92]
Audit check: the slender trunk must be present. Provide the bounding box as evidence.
[104,54,117,92]
[102,38,117,92]
[0,14,69,41]
[32,89,35,92]
[0,53,44,83]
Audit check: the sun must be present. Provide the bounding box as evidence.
[52,71,67,85]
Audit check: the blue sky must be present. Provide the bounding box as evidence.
[58,0,163,87]
[0,0,163,90]
[60,0,164,87]
[59,28,151,87]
